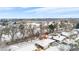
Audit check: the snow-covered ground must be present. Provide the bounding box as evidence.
[1,41,36,51]
[0,39,55,51]
[0,39,72,51]
[0,29,79,51]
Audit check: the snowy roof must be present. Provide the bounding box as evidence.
[53,35,65,41]
[61,32,71,37]
[72,31,78,34]
[63,39,76,44]
[73,29,79,31]
[35,39,55,49]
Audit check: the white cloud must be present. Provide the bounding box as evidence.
[0,7,14,11]
[0,0,79,7]
[0,7,79,18]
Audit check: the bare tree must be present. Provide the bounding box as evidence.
[0,29,3,42]
[2,26,11,35]
[19,24,25,39]
[10,25,17,41]
[40,22,43,34]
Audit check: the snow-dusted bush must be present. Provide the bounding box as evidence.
[58,44,71,51]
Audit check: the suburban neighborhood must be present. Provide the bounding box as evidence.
[0,18,79,51]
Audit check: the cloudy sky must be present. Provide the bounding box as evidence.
[0,7,79,18]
